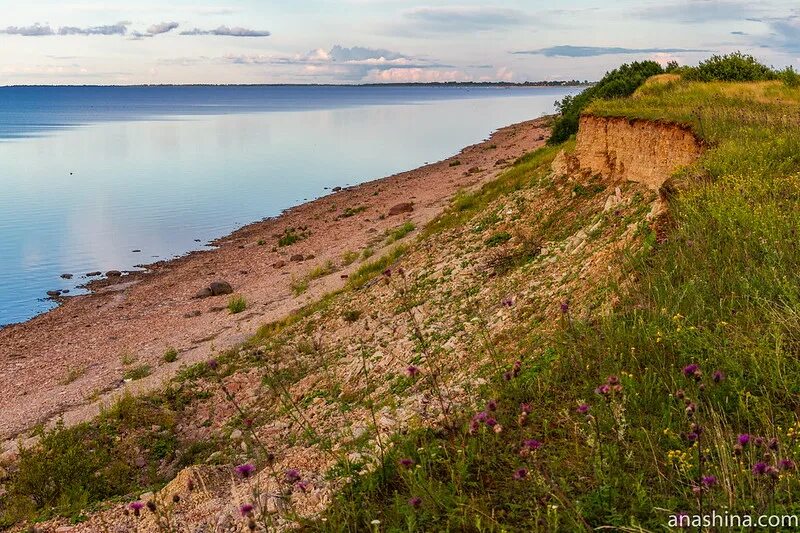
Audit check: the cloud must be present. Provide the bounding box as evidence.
[179,25,270,37]
[759,16,800,53]
[636,1,763,23]
[514,45,710,57]
[58,21,130,35]
[147,21,179,35]
[1,23,54,36]
[363,68,471,83]
[403,6,530,32]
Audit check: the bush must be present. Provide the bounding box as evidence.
[163,347,179,363]
[683,52,776,82]
[549,61,664,144]
[780,66,800,88]
[228,294,247,314]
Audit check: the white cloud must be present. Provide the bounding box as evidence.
[179,26,270,37]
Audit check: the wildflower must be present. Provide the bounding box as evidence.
[285,468,301,483]
[685,432,699,443]
[487,399,498,412]
[513,468,528,480]
[607,375,620,386]
[485,417,498,427]
[187,478,195,492]
[474,411,489,423]
[752,462,768,476]
[244,418,253,428]
[502,297,514,307]
[235,463,256,479]
[207,358,218,370]
[520,403,532,414]
[675,389,685,400]
[382,268,392,277]
[733,443,743,456]
[595,384,611,396]
[129,501,145,517]
[737,434,751,446]
[512,360,522,377]
[701,475,718,487]
[240,504,254,516]
[685,402,696,417]
[712,370,725,383]
[409,496,422,509]
[560,300,569,314]
[779,459,795,471]
[406,365,420,378]
[146,500,157,512]
[399,458,415,468]
[523,439,542,450]
[576,403,590,414]
[296,481,310,493]
[503,371,513,381]
[682,364,700,379]
[768,438,779,451]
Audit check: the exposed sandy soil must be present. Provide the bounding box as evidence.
[0,118,550,449]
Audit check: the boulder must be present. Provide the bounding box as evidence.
[290,254,304,262]
[46,290,61,298]
[209,281,233,296]
[105,270,122,278]
[272,260,286,269]
[86,271,102,277]
[60,273,73,280]
[193,287,213,299]
[388,202,414,216]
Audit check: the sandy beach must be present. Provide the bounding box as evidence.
[0,117,549,448]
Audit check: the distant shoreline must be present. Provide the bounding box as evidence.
[1,81,593,89]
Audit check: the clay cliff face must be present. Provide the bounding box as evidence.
[553,115,704,190]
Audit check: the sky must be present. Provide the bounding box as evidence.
[0,0,798,85]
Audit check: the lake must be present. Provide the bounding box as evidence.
[0,85,580,325]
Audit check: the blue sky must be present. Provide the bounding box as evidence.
[0,0,798,84]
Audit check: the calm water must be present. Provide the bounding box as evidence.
[0,85,580,325]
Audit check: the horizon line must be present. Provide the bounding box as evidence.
[0,80,594,88]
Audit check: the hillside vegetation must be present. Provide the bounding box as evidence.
[4,56,800,531]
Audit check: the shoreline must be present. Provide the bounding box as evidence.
[0,116,551,448]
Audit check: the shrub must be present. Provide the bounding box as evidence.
[780,66,800,88]
[342,251,359,266]
[278,227,309,247]
[163,347,179,363]
[683,52,776,82]
[549,61,664,144]
[342,309,362,322]
[227,294,247,314]
[123,365,151,381]
[484,231,512,247]
[386,222,416,243]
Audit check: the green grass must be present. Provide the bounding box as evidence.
[227,294,247,314]
[278,227,309,247]
[123,365,152,381]
[347,245,408,289]
[163,347,179,363]
[342,250,359,266]
[385,222,416,244]
[308,260,336,280]
[291,278,309,296]
[314,78,800,530]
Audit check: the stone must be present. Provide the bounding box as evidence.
[60,273,73,279]
[46,290,61,297]
[183,310,202,318]
[230,429,243,440]
[332,186,342,192]
[272,260,286,269]
[290,254,304,262]
[105,270,122,277]
[193,287,213,299]
[209,281,233,296]
[86,271,102,277]
[388,202,414,216]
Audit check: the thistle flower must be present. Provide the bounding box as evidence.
[595,384,611,396]
[382,268,392,277]
[503,371,513,381]
[607,375,620,386]
[244,418,253,428]
[285,468,301,483]
[737,434,751,446]
[146,500,157,512]
[487,399,498,412]
[779,459,795,471]
[207,358,218,370]
[577,403,590,414]
[560,300,569,314]
[129,501,145,517]
[235,463,256,479]
[682,364,699,379]
[685,432,699,443]
[406,365,420,378]
[520,403,532,414]
[474,411,489,423]
[752,462,768,476]
[409,496,422,509]
[399,458,415,468]
[485,417,497,427]
[513,468,528,480]
[523,438,542,450]
[502,297,514,307]
[701,475,717,487]
[512,360,522,377]
[712,370,725,383]
[240,504,254,516]
[296,481,310,493]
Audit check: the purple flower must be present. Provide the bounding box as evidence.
[409,496,422,509]
[399,458,415,468]
[207,358,218,370]
[576,403,590,414]
[487,399,498,412]
[523,439,542,450]
[239,504,254,516]
[520,403,532,414]
[503,371,513,381]
[235,463,256,479]
[712,370,725,383]
[560,300,569,314]
[701,475,717,487]
[752,462,769,476]
[595,384,610,396]
[779,459,796,471]
[284,468,301,483]
[485,417,497,427]
[685,432,699,443]
[129,501,144,516]
[406,365,420,378]
[296,481,309,493]
[737,434,751,446]
[502,297,514,307]
[513,468,528,480]
[682,364,699,378]
[474,411,489,423]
